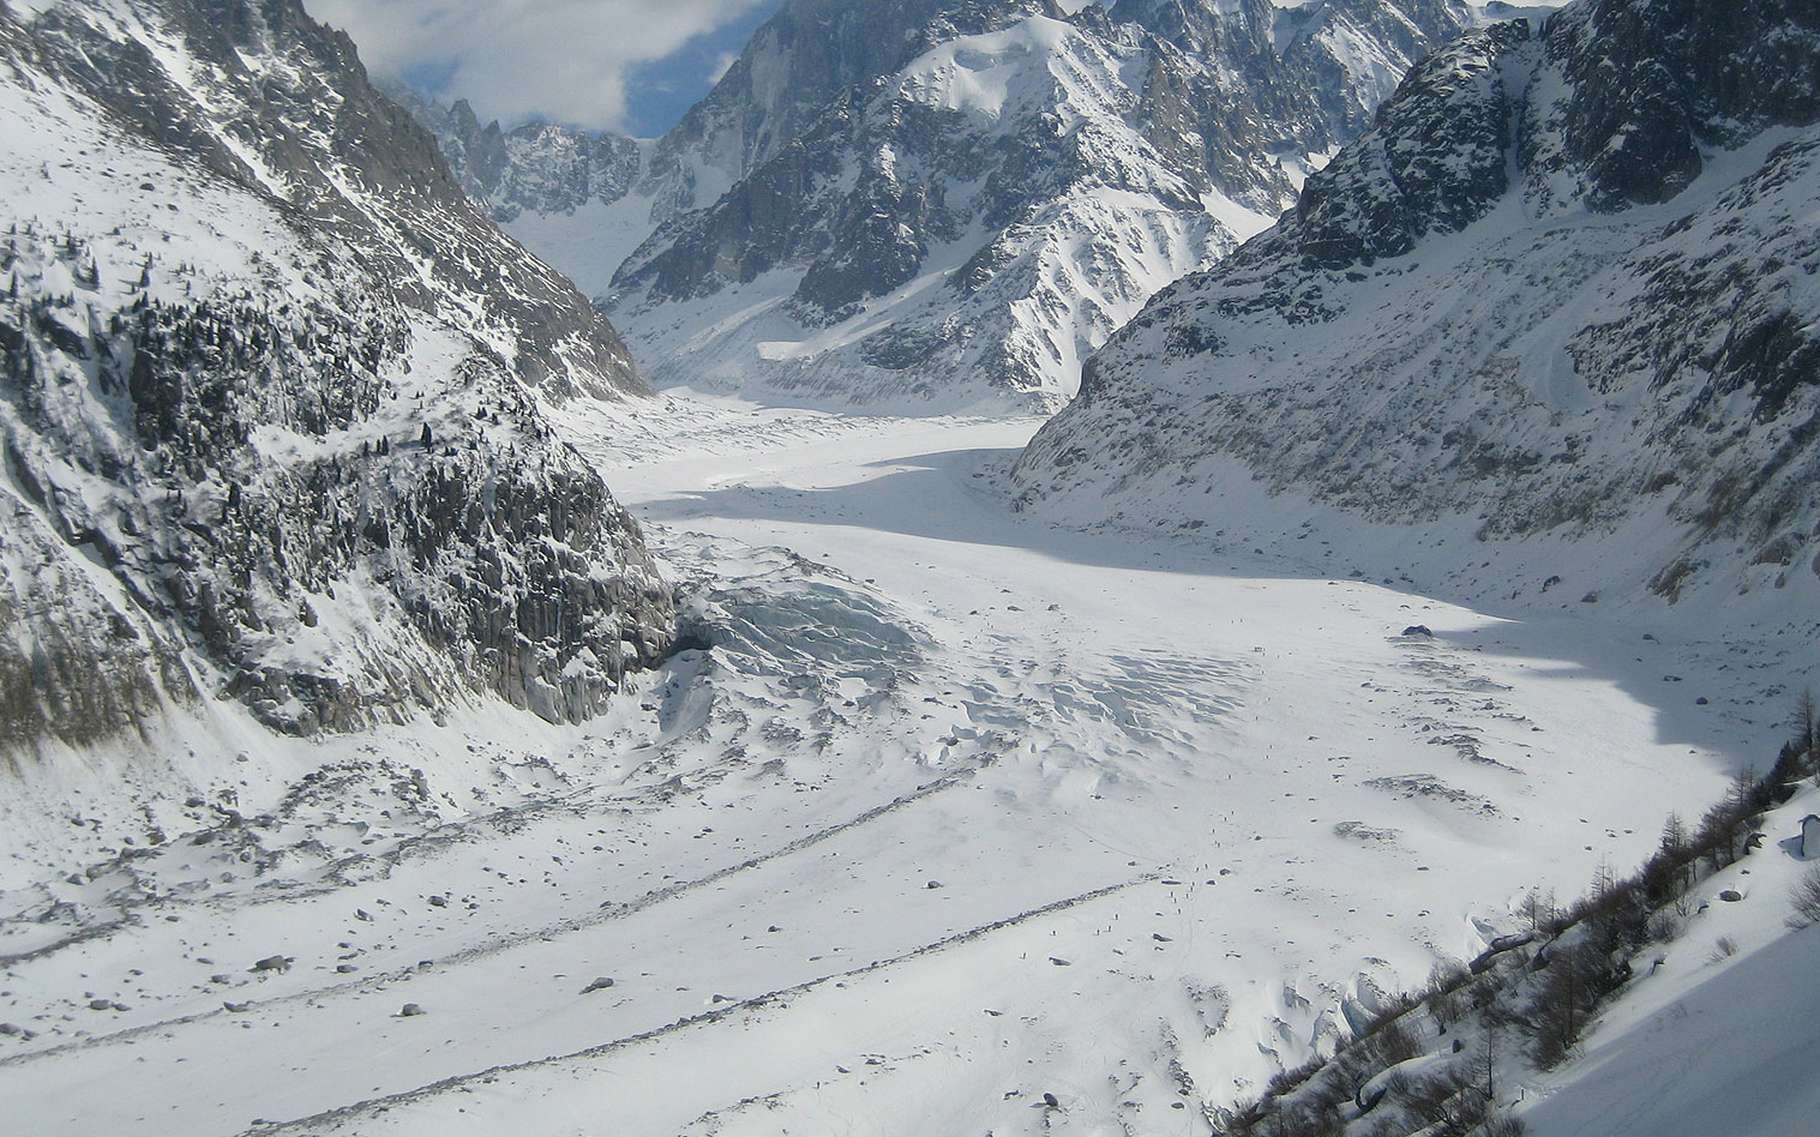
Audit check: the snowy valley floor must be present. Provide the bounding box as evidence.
[0,398,1802,1136]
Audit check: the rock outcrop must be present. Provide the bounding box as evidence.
[0,0,673,747]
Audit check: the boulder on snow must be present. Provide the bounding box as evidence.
[398,1003,425,1017]
[1402,625,1434,638]
[582,977,616,994]
[250,955,293,973]
[1718,889,1743,902]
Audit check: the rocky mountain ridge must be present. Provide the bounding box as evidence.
[0,0,673,750]
[404,0,1483,409]
[1012,0,1820,612]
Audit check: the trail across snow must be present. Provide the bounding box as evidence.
[0,397,1788,1136]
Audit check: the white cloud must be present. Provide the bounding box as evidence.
[304,0,769,131]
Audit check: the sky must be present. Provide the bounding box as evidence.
[304,0,785,137]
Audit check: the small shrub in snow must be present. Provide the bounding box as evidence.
[1481,1113,1527,1137]
[1646,909,1685,943]
[1789,865,1820,930]
[1362,1017,1423,1067]
[1708,936,1739,962]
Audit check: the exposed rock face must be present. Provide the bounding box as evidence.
[598,0,1473,409]
[401,0,1475,409]
[0,0,673,747]
[1012,0,1820,607]
[386,87,645,226]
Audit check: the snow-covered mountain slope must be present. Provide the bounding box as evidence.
[395,0,1075,304]
[381,86,658,301]
[401,0,1478,410]
[1014,0,1820,615]
[0,0,672,753]
[1520,784,1820,1137]
[600,0,1480,411]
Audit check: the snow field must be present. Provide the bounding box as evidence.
[0,400,1764,1135]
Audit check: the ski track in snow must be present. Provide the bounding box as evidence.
[0,396,1788,1136]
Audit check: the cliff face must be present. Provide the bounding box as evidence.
[0,0,673,746]
[1013,0,1820,608]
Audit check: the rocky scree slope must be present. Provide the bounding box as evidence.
[409,0,1477,410]
[1014,0,1820,611]
[0,0,673,750]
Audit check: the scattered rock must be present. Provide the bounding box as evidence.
[1048,957,1071,966]
[87,998,113,1011]
[428,895,448,908]
[223,1001,251,1013]
[582,977,615,994]
[398,1003,425,1017]
[1719,889,1742,902]
[250,955,293,973]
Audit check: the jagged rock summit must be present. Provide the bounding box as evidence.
[407,0,1479,411]
[0,0,674,749]
[1012,0,1820,610]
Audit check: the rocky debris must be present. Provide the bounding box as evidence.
[1470,931,1538,974]
[250,955,294,974]
[581,977,616,994]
